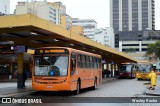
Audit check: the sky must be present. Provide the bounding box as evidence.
[10,0,160,29]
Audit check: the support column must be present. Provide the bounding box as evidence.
[17,53,24,88]
[9,62,13,79]
[102,63,105,71]
[106,63,109,70]
[111,64,113,77]
[114,64,117,77]
[102,63,105,78]
[117,64,120,76]
[108,64,111,77]
[113,64,115,77]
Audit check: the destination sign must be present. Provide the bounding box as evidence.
[35,49,69,54]
[0,45,14,54]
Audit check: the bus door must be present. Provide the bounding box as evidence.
[70,52,77,76]
[132,65,136,78]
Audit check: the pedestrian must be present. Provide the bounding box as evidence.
[9,74,12,80]
[108,70,111,77]
[107,70,110,77]
[22,67,29,87]
[150,70,157,90]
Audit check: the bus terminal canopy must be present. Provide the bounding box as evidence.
[0,14,137,64]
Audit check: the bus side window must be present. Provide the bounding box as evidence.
[82,55,86,68]
[93,57,97,68]
[99,58,102,69]
[86,56,90,68]
[132,65,135,71]
[70,53,76,76]
[98,58,101,69]
[77,54,81,68]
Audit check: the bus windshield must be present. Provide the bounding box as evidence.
[138,64,151,72]
[34,55,68,76]
[120,64,132,72]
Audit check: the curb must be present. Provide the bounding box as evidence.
[0,78,32,82]
[0,79,17,82]
[145,90,160,96]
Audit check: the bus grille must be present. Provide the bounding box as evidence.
[35,80,66,84]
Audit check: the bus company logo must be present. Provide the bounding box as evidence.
[2,98,11,103]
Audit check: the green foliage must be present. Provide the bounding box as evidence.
[146,41,160,59]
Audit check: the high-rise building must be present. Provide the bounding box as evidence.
[94,27,115,48]
[16,1,66,28]
[110,0,155,48]
[66,14,73,30]
[72,18,97,40]
[0,0,10,15]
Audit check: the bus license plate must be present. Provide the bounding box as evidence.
[46,85,53,88]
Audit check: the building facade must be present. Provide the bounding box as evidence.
[94,27,115,48]
[119,30,160,52]
[110,0,155,48]
[119,40,156,52]
[66,14,73,30]
[0,0,10,15]
[72,18,97,40]
[16,1,66,28]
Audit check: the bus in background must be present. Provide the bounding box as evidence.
[136,63,152,80]
[32,47,102,94]
[118,63,137,79]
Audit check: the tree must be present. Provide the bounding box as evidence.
[146,41,160,59]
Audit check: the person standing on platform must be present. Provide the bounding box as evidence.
[23,66,29,87]
[150,70,157,90]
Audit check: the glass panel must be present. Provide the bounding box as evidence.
[120,65,132,72]
[34,56,68,76]
[138,64,151,72]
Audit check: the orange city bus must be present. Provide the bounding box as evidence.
[32,47,102,94]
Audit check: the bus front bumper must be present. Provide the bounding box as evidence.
[32,81,72,91]
[136,74,151,80]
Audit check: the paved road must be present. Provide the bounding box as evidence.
[24,78,149,97]
[2,78,160,106]
[74,78,148,97]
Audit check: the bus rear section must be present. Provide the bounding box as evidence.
[32,47,102,93]
[118,63,136,79]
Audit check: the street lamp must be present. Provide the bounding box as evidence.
[145,28,160,39]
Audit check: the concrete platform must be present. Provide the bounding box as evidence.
[0,79,32,97]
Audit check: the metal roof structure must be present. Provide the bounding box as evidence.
[0,14,137,63]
